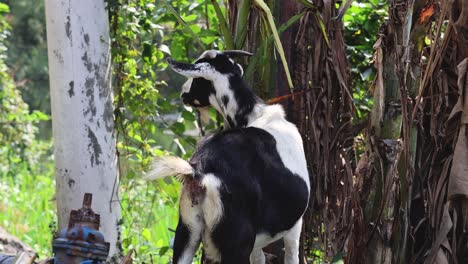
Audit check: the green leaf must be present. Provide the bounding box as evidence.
[245,9,305,87]
[170,122,186,135]
[0,3,10,13]
[30,110,50,121]
[296,0,316,9]
[161,0,206,50]
[158,246,170,256]
[254,0,294,90]
[314,11,331,48]
[211,0,235,49]
[181,110,196,122]
[142,228,151,241]
[142,41,153,62]
[235,0,251,49]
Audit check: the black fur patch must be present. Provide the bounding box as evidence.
[181,78,215,107]
[226,116,235,128]
[227,75,260,127]
[221,95,229,107]
[172,217,193,263]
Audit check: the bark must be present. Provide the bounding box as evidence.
[365,1,412,262]
[293,1,356,262]
[45,0,121,258]
[410,1,468,263]
[445,2,468,263]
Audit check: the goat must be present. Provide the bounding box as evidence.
[146,50,310,264]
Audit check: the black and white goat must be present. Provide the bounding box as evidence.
[146,50,310,264]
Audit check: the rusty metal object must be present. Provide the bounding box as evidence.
[52,193,110,264]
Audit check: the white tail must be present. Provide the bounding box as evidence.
[145,156,193,180]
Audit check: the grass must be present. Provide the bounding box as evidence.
[0,156,56,258]
[119,177,181,263]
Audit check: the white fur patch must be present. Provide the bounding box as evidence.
[209,95,223,114]
[249,104,310,191]
[173,62,217,79]
[178,185,203,264]
[224,93,238,121]
[250,248,266,264]
[200,173,223,262]
[145,156,193,180]
[283,219,303,264]
[252,219,302,263]
[205,75,238,127]
[201,174,223,227]
[254,231,287,249]
[181,78,193,93]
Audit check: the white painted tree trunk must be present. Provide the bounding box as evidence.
[45,0,121,257]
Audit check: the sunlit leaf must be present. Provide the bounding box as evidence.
[254,0,294,90]
[161,0,206,50]
[0,3,9,13]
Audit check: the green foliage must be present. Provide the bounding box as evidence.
[0,155,56,258]
[0,3,55,259]
[119,178,181,262]
[0,1,49,175]
[342,0,387,119]
[109,0,225,261]
[3,0,49,116]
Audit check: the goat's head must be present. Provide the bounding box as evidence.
[168,50,253,111]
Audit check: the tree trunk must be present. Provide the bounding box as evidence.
[447,2,468,263]
[365,0,468,263]
[45,0,121,258]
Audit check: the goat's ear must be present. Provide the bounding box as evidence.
[167,58,216,79]
[236,63,244,77]
[197,50,219,60]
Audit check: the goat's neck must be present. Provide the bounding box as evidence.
[211,75,263,129]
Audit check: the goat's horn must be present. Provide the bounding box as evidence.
[222,50,254,57]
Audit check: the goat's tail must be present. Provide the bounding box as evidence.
[145,156,194,181]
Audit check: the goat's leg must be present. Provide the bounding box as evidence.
[174,185,203,264]
[172,216,201,264]
[214,217,255,264]
[283,218,302,264]
[220,240,252,264]
[250,248,266,264]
